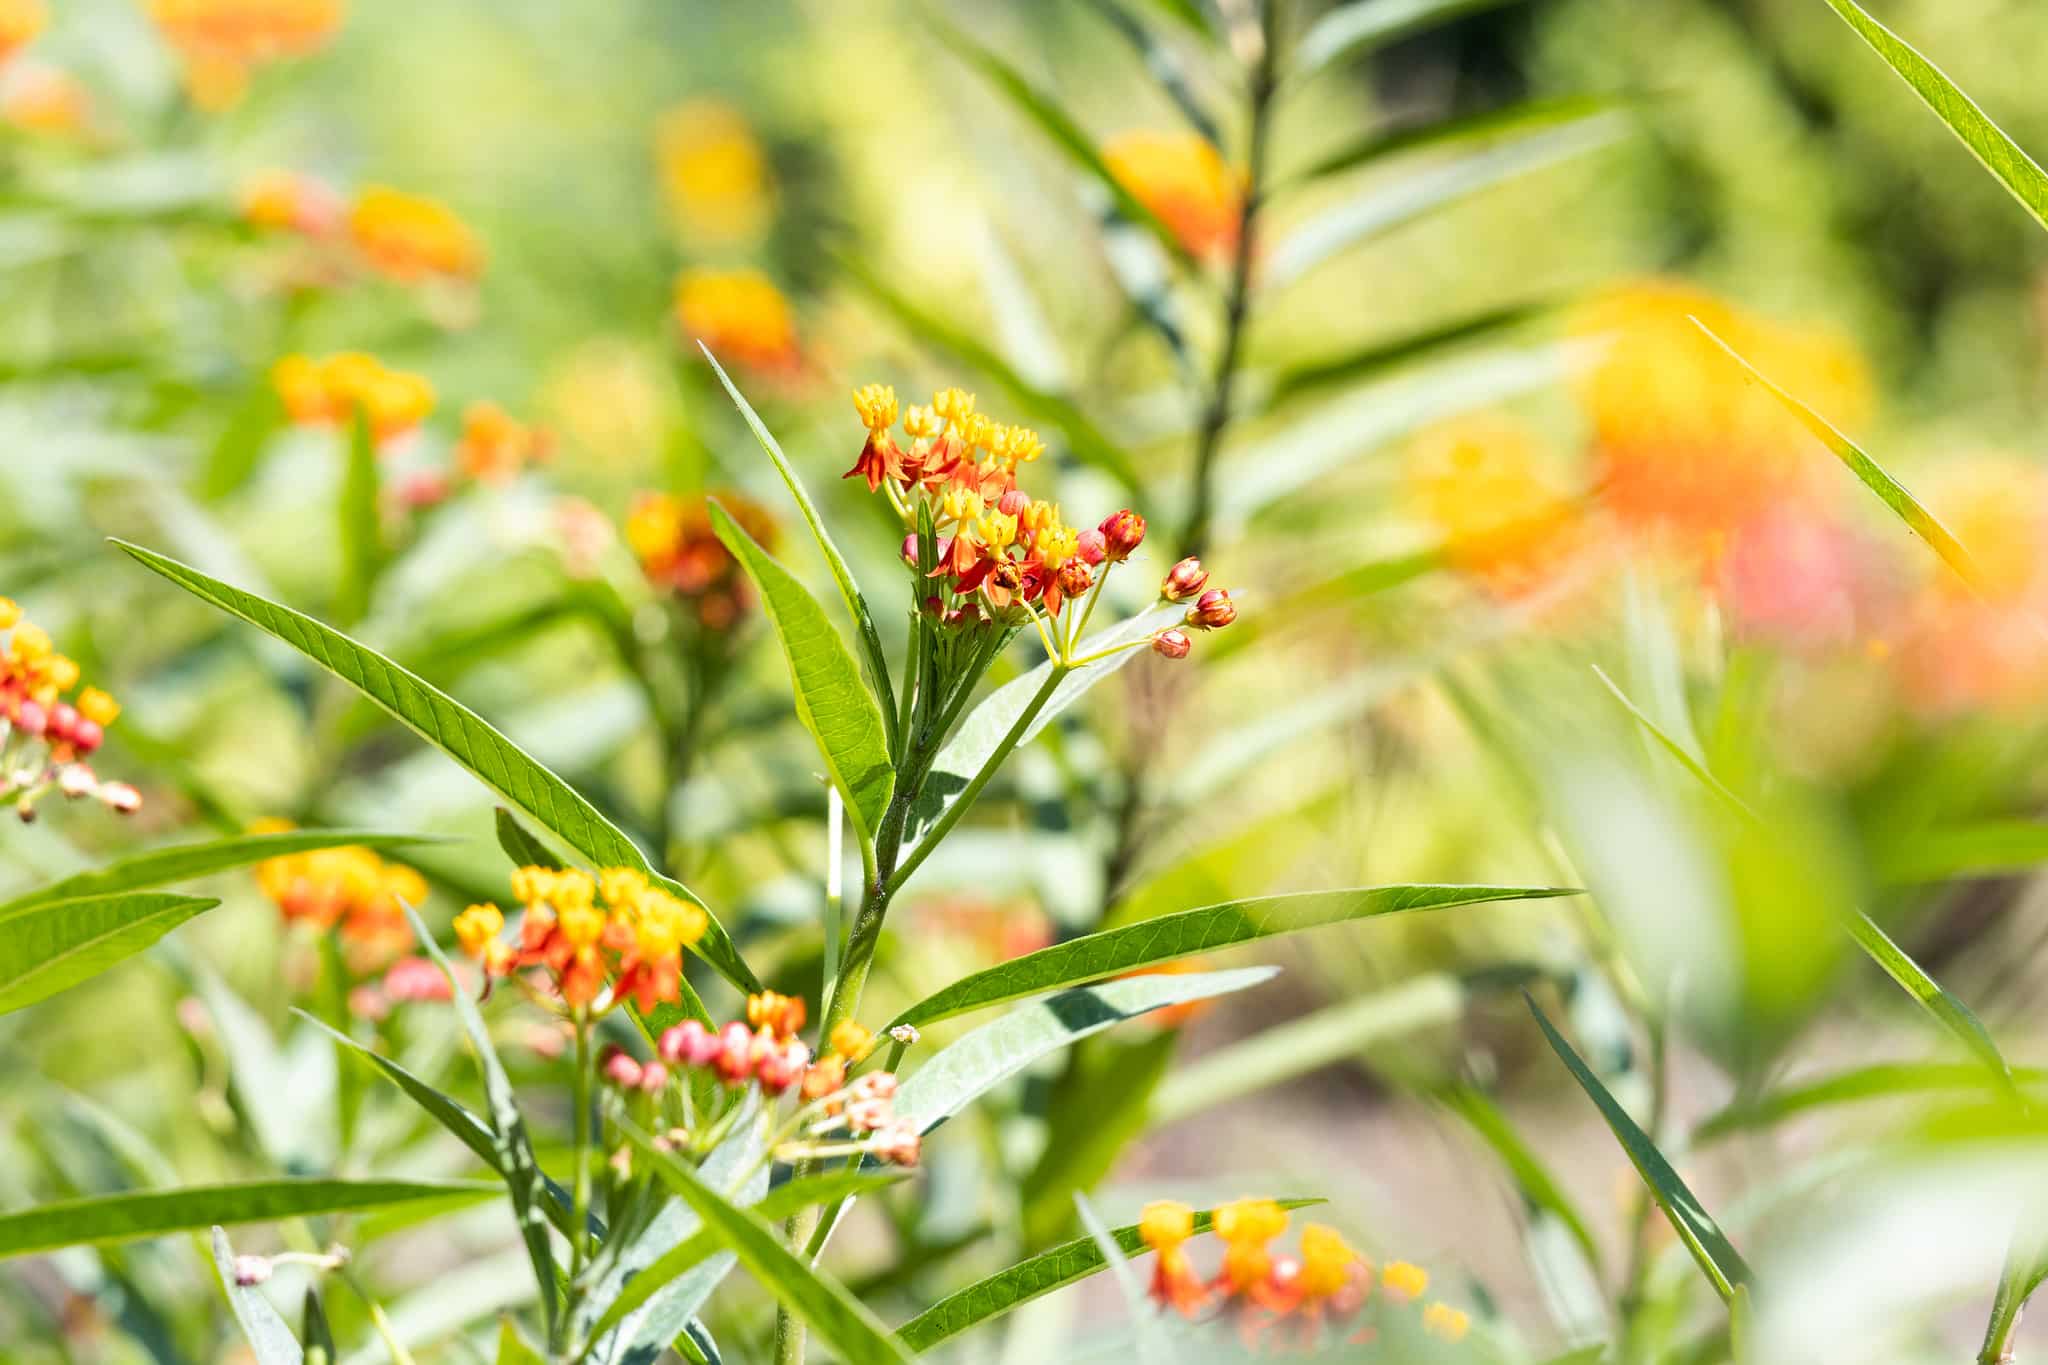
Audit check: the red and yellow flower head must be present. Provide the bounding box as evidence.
[240,169,345,238]
[1103,129,1241,261]
[272,351,435,442]
[673,268,800,376]
[145,0,344,110]
[625,489,777,629]
[253,822,426,971]
[458,865,707,1012]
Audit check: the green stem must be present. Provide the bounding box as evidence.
[564,1009,592,1353]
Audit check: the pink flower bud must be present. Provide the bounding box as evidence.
[998,487,1031,518]
[850,1070,899,1102]
[14,700,45,737]
[46,702,77,744]
[70,719,103,754]
[1098,510,1146,562]
[348,985,391,1021]
[846,1097,892,1132]
[756,1037,810,1094]
[715,1021,755,1084]
[871,1121,922,1166]
[1076,528,1107,565]
[602,1046,644,1089]
[638,1061,669,1094]
[1184,588,1236,630]
[1161,557,1208,602]
[900,533,920,565]
[1151,629,1191,659]
[661,1019,720,1067]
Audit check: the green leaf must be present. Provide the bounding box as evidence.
[200,381,285,499]
[927,14,1199,274]
[1695,1061,2046,1142]
[708,500,895,844]
[1290,0,1526,82]
[493,806,565,871]
[1442,1085,1604,1274]
[1526,994,1751,1302]
[0,829,439,916]
[1073,1192,1169,1364]
[618,1125,915,1365]
[0,1179,497,1259]
[1264,113,1623,289]
[891,885,1571,1028]
[1688,321,1983,592]
[836,252,1141,491]
[212,1226,302,1365]
[1259,299,1556,409]
[1081,0,1221,146]
[701,347,898,756]
[1876,821,2048,885]
[894,1199,1323,1352]
[588,1170,907,1344]
[404,903,559,1345]
[1124,0,1215,42]
[1822,0,2048,234]
[302,1288,336,1365]
[1284,95,1622,192]
[0,892,218,1016]
[893,967,1278,1133]
[1588,664,1753,817]
[496,1317,547,1365]
[336,408,383,627]
[1150,973,1465,1124]
[1845,910,2011,1082]
[111,539,760,994]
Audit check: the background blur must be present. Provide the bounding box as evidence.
[7,0,2048,1361]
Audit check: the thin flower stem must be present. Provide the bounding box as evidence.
[566,1010,593,1334]
[1069,564,1112,655]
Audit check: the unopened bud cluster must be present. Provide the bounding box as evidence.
[1150,557,1238,659]
[0,598,138,821]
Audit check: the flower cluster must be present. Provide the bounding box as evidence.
[674,268,800,376]
[348,186,485,284]
[452,400,552,484]
[253,825,427,971]
[1141,1199,1470,1351]
[0,0,43,67]
[624,489,776,630]
[144,0,343,110]
[1103,129,1242,261]
[612,998,922,1169]
[453,866,708,1013]
[0,598,136,821]
[273,352,436,443]
[657,99,773,245]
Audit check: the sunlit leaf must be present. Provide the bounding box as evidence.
[493,806,564,871]
[1844,911,2010,1082]
[200,381,284,499]
[111,539,760,993]
[894,967,1278,1133]
[405,903,559,1344]
[1876,821,2048,885]
[0,892,217,1016]
[709,500,895,844]
[0,829,438,916]
[1695,1061,2047,1142]
[894,1199,1323,1351]
[1688,321,1982,591]
[1290,0,1526,82]
[212,1226,302,1365]
[1527,994,1751,1302]
[496,1317,547,1365]
[617,1124,915,1364]
[1822,0,2048,233]
[0,1179,496,1259]
[703,348,899,755]
[892,885,1570,1028]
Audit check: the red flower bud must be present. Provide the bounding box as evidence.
[1161,557,1208,602]
[47,702,77,745]
[1184,588,1236,630]
[14,700,44,737]
[602,1046,644,1089]
[1057,557,1093,599]
[1151,628,1191,659]
[71,719,103,754]
[1076,528,1107,565]
[638,1061,669,1093]
[900,533,920,565]
[715,1021,755,1084]
[660,1019,720,1067]
[1098,509,1146,562]
[998,487,1031,517]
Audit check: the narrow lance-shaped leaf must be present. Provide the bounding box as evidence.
[1281,95,1623,191]
[890,885,1573,1029]
[894,1199,1324,1352]
[302,1288,336,1365]
[213,1227,302,1365]
[0,1179,498,1259]
[111,539,760,994]
[701,347,898,754]
[0,829,440,917]
[1822,0,2048,234]
[405,903,559,1345]
[1289,0,1526,82]
[335,408,382,627]
[1877,821,2048,885]
[1258,299,1557,410]
[493,806,565,871]
[0,892,218,1016]
[496,1318,547,1365]
[893,967,1279,1134]
[617,1123,915,1365]
[1695,1061,2048,1143]
[708,500,895,844]
[1688,320,1983,592]
[1526,994,1751,1302]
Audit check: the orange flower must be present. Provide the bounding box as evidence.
[625,489,776,629]
[253,829,426,972]
[0,0,44,65]
[461,865,707,1014]
[1407,414,1582,597]
[454,401,550,483]
[1140,1201,1209,1316]
[673,267,799,375]
[1,62,87,137]
[1121,956,1218,1030]
[349,186,484,283]
[240,169,344,238]
[746,990,807,1040]
[0,597,138,818]
[272,352,435,441]
[145,0,343,110]
[1570,280,1870,546]
[656,99,773,244]
[1104,129,1241,261]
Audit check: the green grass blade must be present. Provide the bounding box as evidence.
[0,829,439,917]
[1289,0,1526,82]
[1588,664,1753,817]
[1844,910,2010,1082]
[893,967,1277,1133]
[1260,300,1556,409]
[111,538,759,994]
[1876,821,2048,885]
[405,903,559,1344]
[1526,994,1751,1302]
[702,347,898,756]
[496,1318,547,1364]
[212,1226,303,1365]
[708,500,895,845]
[894,1198,1323,1352]
[0,892,218,1016]
[617,1125,915,1365]
[302,1287,336,1365]
[890,885,1572,1028]
[1688,320,1982,591]
[1695,1062,2047,1142]
[0,1179,497,1258]
[336,409,383,627]
[1822,0,2048,233]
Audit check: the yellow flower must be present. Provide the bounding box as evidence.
[829,1020,874,1062]
[75,687,119,728]
[852,383,899,433]
[146,0,343,111]
[656,99,773,244]
[1296,1223,1361,1298]
[932,387,976,427]
[349,186,485,283]
[1407,413,1580,597]
[273,352,435,442]
[453,903,504,958]
[1382,1260,1429,1302]
[0,0,46,65]
[0,597,18,629]
[1103,129,1240,260]
[1138,1200,1194,1252]
[1423,1301,1471,1342]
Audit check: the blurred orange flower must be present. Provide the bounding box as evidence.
[625,488,777,629]
[146,0,344,110]
[240,169,345,237]
[0,61,87,138]
[0,0,44,65]
[656,99,773,244]
[1103,129,1241,261]
[455,400,551,483]
[349,186,485,283]
[673,267,800,375]
[272,352,435,442]
[1406,414,1582,597]
[253,823,426,972]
